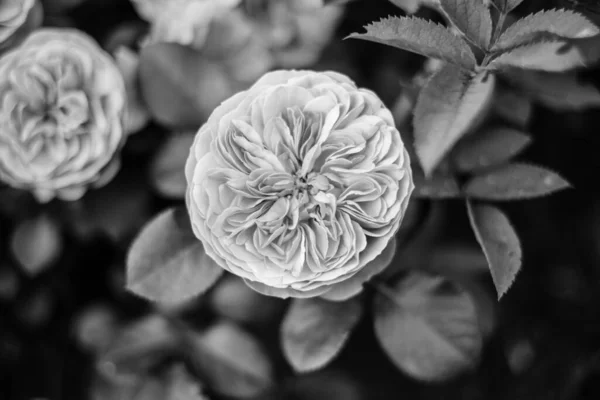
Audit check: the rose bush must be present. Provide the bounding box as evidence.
[0,29,127,202]
[185,70,414,299]
[0,0,37,44]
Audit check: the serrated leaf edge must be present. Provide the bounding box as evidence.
[346,15,477,70]
[466,201,521,299]
[493,8,600,51]
[464,162,572,201]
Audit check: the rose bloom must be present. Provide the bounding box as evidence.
[0,0,36,44]
[186,70,414,299]
[0,29,127,202]
[389,0,440,13]
[132,0,342,69]
[248,0,343,68]
[131,0,241,48]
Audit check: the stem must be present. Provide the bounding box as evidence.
[436,4,481,50]
[481,53,493,67]
[482,11,507,67]
[491,11,507,48]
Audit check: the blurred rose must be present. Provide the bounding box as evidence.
[131,0,241,48]
[133,0,343,72]
[248,0,343,68]
[114,46,150,134]
[0,0,36,44]
[389,0,440,14]
[0,29,127,202]
[186,70,414,299]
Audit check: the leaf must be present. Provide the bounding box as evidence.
[347,17,477,70]
[150,132,195,199]
[494,9,600,49]
[281,297,363,372]
[161,365,208,400]
[452,127,531,172]
[467,202,521,298]
[489,40,587,72]
[491,0,523,13]
[414,63,495,176]
[74,304,119,353]
[464,163,571,200]
[373,272,482,382]
[98,315,179,383]
[126,207,223,305]
[413,169,462,199]
[576,34,600,65]
[210,275,286,325]
[492,86,532,127]
[139,43,237,129]
[439,0,493,49]
[503,69,600,110]
[93,364,208,400]
[190,321,273,397]
[10,214,63,276]
[462,278,497,339]
[426,245,488,275]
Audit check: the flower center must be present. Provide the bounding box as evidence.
[288,172,328,199]
[258,172,335,232]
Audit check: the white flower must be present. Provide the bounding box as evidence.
[0,29,127,202]
[186,70,414,299]
[248,0,344,67]
[131,0,241,48]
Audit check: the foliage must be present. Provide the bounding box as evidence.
[1,0,600,399]
[373,272,482,381]
[126,207,223,305]
[281,296,363,372]
[351,1,598,174]
[349,0,597,300]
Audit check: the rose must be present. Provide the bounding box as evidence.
[114,46,151,134]
[131,0,241,48]
[248,0,343,68]
[389,0,440,13]
[186,70,414,299]
[131,0,275,109]
[0,29,127,202]
[0,0,37,44]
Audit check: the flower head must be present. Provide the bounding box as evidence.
[186,70,413,299]
[247,0,343,68]
[0,29,127,202]
[131,0,241,48]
